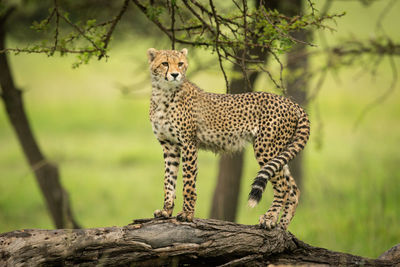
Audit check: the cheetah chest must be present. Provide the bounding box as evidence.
[150,94,180,143]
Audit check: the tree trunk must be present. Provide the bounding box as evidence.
[209,66,259,222]
[210,153,245,221]
[0,8,80,229]
[209,0,281,222]
[281,0,310,189]
[0,218,398,266]
[209,69,261,222]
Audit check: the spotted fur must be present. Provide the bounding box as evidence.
[147,48,310,229]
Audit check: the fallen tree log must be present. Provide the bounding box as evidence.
[0,218,398,266]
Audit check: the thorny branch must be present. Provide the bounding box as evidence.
[130,0,346,93]
[240,0,250,92]
[168,0,176,50]
[11,0,335,90]
[209,0,230,92]
[99,0,130,59]
[0,0,130,66]
[2,0,345,87]
[259,0,316,48]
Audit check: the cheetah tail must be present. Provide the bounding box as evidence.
[248,107,310,208]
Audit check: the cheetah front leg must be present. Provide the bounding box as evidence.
[154,142,181,219]
[176,142,198,222]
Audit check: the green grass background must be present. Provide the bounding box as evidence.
[1,0,400,259]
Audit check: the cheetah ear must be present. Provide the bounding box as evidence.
[147,48,158,63]
[181,48,188,56]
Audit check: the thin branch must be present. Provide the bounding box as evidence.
[171,0,176,49]
[240,0,251,92]
[259,1,317,48]
[182,0,215,35]
[375,0,397,35]
[306,67,328,102]
[52,0,59,55]
[174,5,192,39]
[62,19,115,46]
[99,0,130,59]
[0,47,98,54]
[166,25,202,32]
[131,0,210,47]
[255,64,283,90]
[332,40,400,56]
[269,49,285,92]
[307,0,317,17]
[353,56,398,129]
[209,0,230,92]
[190,0,241,27]
[232,0,243,13]
[57,15,101,52]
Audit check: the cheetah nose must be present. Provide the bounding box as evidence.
[171,73,179,79]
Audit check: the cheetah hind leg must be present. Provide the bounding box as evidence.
[259,170,288,230]
[277,165,300,230]
[176,210,194,222]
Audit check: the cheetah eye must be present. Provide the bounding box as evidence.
[178,62,184,67]
[162,62,169,67]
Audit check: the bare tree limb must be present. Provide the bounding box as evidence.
[331,39,400,57]
[209,0,230,92]
[0,218,398,266]
[99,0,130,59]
[353,56,398,129]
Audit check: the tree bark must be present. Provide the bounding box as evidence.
[0,7,80,229]
[0,218,398,266]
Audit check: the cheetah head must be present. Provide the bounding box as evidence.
[147,48,188,85]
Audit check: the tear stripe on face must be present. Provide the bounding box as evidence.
[164,55,169,81]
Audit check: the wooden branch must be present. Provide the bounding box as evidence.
[0,218,398,266]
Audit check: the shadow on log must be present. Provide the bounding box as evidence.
[0,218,399,266]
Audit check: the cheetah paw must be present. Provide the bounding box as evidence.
[153,209,171,219]
[259,214,278,230]
[278,219,289,230]
[176,211,194,222]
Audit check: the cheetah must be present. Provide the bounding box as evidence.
[147,48,310,230]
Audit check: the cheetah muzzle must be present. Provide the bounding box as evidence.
[147,48,310,230]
